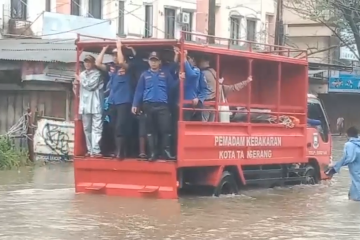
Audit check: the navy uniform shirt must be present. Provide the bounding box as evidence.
[107,63,133,105]
[183,61,208,103]
[132,69,177,107]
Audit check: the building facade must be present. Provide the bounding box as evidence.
[283,5,360,132]
[0,0,276,43]
[283,6,339,64]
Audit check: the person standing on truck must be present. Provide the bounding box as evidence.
[198,55,252,122]
[122,46,149,159]
[74,55,104,157]
[180,51,208,121]
[326,126,360,201]
[95,38,133,160]
[132,51,176,161]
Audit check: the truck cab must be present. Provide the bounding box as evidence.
[306,94,332,180]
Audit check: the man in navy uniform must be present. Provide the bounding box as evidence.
[95,38,133,160]
[132,51,177,161]
[180,51,208,121]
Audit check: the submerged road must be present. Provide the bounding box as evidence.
[0,136,359,240]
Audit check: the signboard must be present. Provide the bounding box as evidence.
[328,72,360,93]
[34,119,74,162]
[215,136,282,159]
[340,45,359,61]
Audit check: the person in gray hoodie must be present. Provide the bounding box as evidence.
[198,55,252,122]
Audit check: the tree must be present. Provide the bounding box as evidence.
[285,0,360,61]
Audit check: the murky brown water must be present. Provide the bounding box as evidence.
[0,137,359,240]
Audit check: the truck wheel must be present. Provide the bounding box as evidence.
[302,165,318,185]
[213,171,239,197]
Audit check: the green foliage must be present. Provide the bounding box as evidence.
[0,136,30,170]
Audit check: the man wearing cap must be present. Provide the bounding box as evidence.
[74,55,104,157]
[95,38,133,159]
[132,51,177,161]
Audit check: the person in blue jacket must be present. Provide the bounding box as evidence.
[132,51,177,161]
[95,38,133,160]
[180,50,208,121]
[326,126,360,201]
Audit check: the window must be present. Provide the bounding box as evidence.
[10,0,27,19]
[118,1,125,36]
[164,8,176,39]
[230,16,241,45]
[89,0,102,19]
[45,0,51,12]
[181,12,193,41]
[246,19,256,41]
[71,0,80,16]
[265,14,274,44]
[144,5,153,38]
[308,100,330,142]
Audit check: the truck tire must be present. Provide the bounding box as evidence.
[213,171,239,197]
[302,165,318,185]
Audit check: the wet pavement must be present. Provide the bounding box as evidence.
[0,136,359,240]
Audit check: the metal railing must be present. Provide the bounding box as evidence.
[180,31,308,59]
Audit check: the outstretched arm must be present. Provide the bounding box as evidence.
[222,76,252,95]
[333,142,357,173]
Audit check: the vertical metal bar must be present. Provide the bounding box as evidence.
[247,59,253,123]
[74,34,81,156]
[178,31,185,121]
[277,62,281,120]
[215,54,220,122]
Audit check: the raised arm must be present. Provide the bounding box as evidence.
[116,38,128,69]
[173,47,180,63]
[184,61,199,79]
[95,46,108,71]
[125,45,136,56]
[222,76,252,95]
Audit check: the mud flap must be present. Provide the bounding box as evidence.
[74,158,178,199]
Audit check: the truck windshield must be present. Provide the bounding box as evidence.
[308,100,329,142]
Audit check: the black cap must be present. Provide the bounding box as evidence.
[83,54,95,62]
[148,51,160,60]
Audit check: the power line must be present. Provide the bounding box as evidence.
[2,0,171,40]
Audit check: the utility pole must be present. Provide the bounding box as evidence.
[208,0,216,43]
[274,0,284,46]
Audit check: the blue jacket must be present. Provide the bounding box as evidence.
[184,61,208,103]
[132,69,177,107]
[107,64,133,105]
[162,62,179,80]
[333,137,360,201]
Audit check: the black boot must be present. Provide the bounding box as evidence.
[115,137,125,160]
[161,134,176,161]
[146,134,157,161]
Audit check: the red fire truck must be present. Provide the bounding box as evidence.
[73,33,332,199]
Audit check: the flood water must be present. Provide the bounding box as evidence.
[0,136,359,240]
